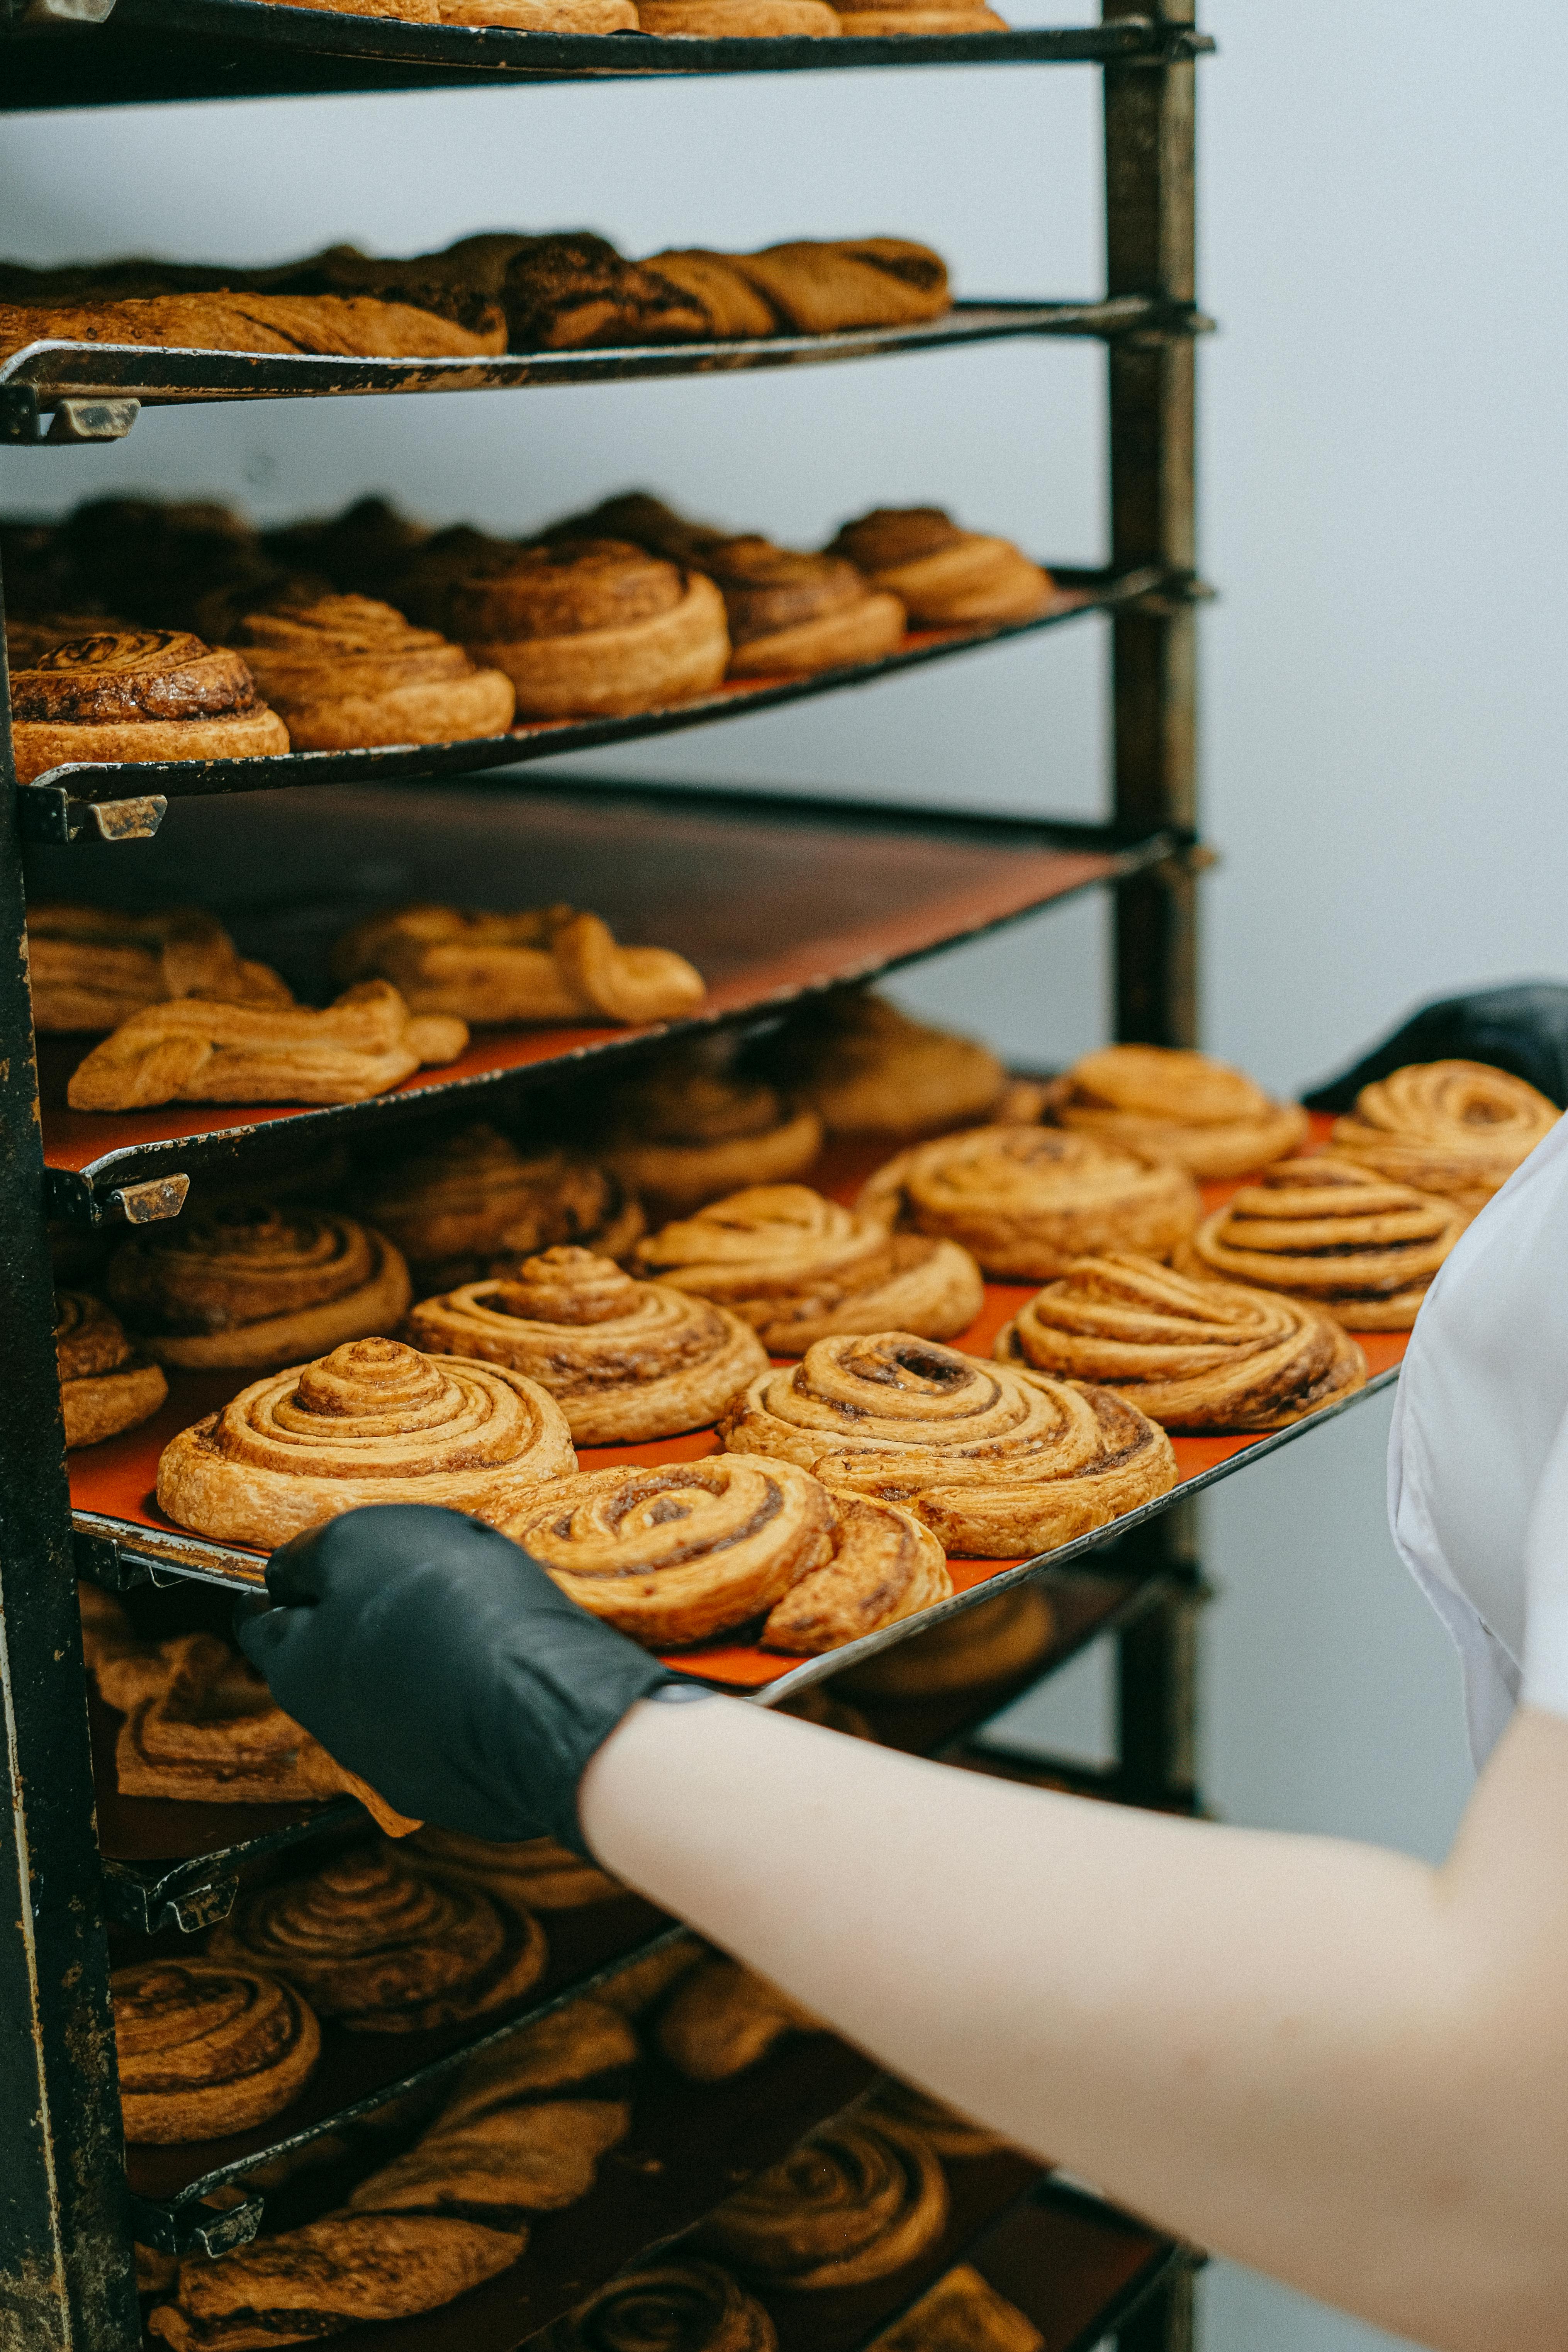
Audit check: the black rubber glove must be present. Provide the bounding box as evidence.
[1302,982,1568,1112]
[234,1504,702,1853]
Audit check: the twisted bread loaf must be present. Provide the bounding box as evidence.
[1040,1045,1308,1179]
[829,506,1048,624]
[635,1184,984,1351]
[1329,1057,1559,1211]
[722,1332,1176,1558]
[146,2215,523,2350]
[657,1955,820,2083]
[860,1125,1201,1280]
[0,290,507,363]
[1177,1156,1467,1330]
[27,902,290,1034]
[756,989,1011,1138]
[406,1823,622,1911]
[226,593,515,750]
[655,239,950,334]
[332,902,706,1026]
[543,2262,778,2352]
[408,1246,768,1443]
[343,2094,629,2215]
[54,1291,166,1448]
[357,1122,642,1290]
[112,1959,321,2144]
[701,2120,949,2289]
[601,1044,823,1217]
[8,627,289,785]
[156,1334,575,1548]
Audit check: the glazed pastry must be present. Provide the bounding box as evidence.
[438,1999,638,2119]
[722,1332,1176,1559]
[635,1184,984,1352]
[107,1203,410,1373]
[27,903,290,1034]
[661,239,950,335]
[502,1453,951,1653]
[1177,1156,1468,1332]
[209,1845,547,2034]
[656,1955,820,2083]
[8,628,290,787]
[224,594,516,750]
[66,980,467,1113]
[1039,1045,1309,1179]
[0,291,507,365]
[639,1,841,30]
[860,1126,1201,1281]
[113,1960,321,2144]
[1329,1058,1560,1212]
[869,2264,1044,2352]
[332,903,706,1026]
[53,1291,166,1448]
[600,1043,823,1218]
[406,1823,623,1911]
[347,2096,630,2216]
[994,1252,1368,1432]
[545,2262,777,2352]
[867,2084,1010,2162]
[356,1122,643,1290]
[757,990,1012,1138]
[701,2120,949,2289]
[407,1246,768,1444]
[837,1584,1054,1699]
[156,1334,576,1549]
[828,508,1048,624]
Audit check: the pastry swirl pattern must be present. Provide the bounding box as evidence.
[227,593,516,751]
[27,901,290,1033]
[8,626,290,785]
[112,1959,321,2143]
[53,1290,166,1448]
[1177,1155,1467,1330]
[828,506,1050,626]
[1329,1057,1559,1211]
[603,1048,823,1218]
[359,1122,643,1287]
[701,2120,949,2290]
[544,2262,778,2352]
[1040,1044,1309,1179]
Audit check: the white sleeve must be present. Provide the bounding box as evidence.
[1523,1405,1568,1724]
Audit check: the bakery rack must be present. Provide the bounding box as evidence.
[0,5,1254,2345]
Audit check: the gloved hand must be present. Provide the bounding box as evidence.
[235,1504,701,1853]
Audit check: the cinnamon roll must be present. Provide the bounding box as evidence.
[867,2084,1010,2162]
[722,1333,1176,1558]
[27,903,290,1034]
[994,1252,1368,1432]
[502,1453,950,1652]
[1329,1058,1560,1212]
[681,535,903,677]
[208,1845,547,2033]
[828,508,1048,625]
[701,2120,949,2290]
[332,903,707,1027]
[407,1247,768,1444]
[635,1185,984,1352]
[1039,1045,1309,1179]
[8,627,290,786]
[113,1960,321,2144]
[108,1204,410,1373]
[156,1335,576,1549]
[224,594,515,750]
[358,1123,643,1291]
[0,290,507,364]
[860,1126,1201,1281]
[869,2264,1044,2352]
[757,991,1011,1139]
[406,1823,622,1911]
[601,1043,823,1218]
[545,2264,777,2352]
[1177,1156,1467,1330]
[54,1291,166,1448]
[66,980,467,1113]
[657,1956,820,2083]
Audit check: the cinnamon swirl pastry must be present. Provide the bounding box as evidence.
[407,1247,767,1443]
[8,628,290,786]
[701,2120,949,2289]
[156,1335,576,1548]
[1040,1045,1309,1179]
[1177,1156,1467,1330]
[225,594,515,750]
[701,538,903,677]
[601,1044,823,1218]
[113,1960,321,2144]
[994,1252,1368,1432]
[545,2263,778,2352]
[757,990,1011,1138]
[1329,1058,1560,1211]
[828,508,1048,624]
[0,291,507,364]
[870,2265,1044,2352]
[635,1185,984,1352]
[67,980,467,1113]
[27,903,290,1033]
[333,903,707,1027]
[54,1291,166,1448]
[657,1956,820,2083]
[867,2084,1009,2162]
[722,1333,1176,1558]
[358,1123,642,1290]
[108,1204,410,1373]
[860,1126,1201,1281]
[209,1845,547,2033]
[502,1453,950,1652]
[406,1823,622,1911]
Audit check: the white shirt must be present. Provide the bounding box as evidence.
[1389,1108,1568,1766]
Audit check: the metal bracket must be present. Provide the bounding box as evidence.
[25,0,119,22]
[47,397,139,441]
[128,2191,263,2263]
[102,1860,238,1938]
[16,781,167,844]
[109,1174,190,1225]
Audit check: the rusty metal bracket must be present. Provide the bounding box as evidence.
[109,1174,190,1225]
[101,1860,238,1938]
[47,395,139,440]
[17,780,168,842]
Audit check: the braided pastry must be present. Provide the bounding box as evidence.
[146,2215,523,2350]
[828,508,1048,625]
[870,2264,1044,2352]
[66,979,467,1113]
[358,1122,642,1290]
[1329,1058,1560,1211]
[0,291,507,364]
[407,1823,623,1911]
[26,903,290,1033]
[601,1045,823,1218]
[502,1453,950,1653]
[332,902,706,1027]
[225,593,515,750]
[438,1997,638,2117]
[1177,1156,1467,1330]
[345,2096,629,2216]
[407,1246,767,1443]
[8,627,290,785]
[656,1955,820,2083]
[544,2262,777,2352]
[113,1959,321,2144]
[107,1203,409,1373]
[635,1184,984,1352]
[757,990,1011,1138]
[1039,1045,1309,1179]
[701,2119,949,2289]
[53,1291,166,1448]
[994,1252,1367,1432]
[663,239,950,335]
[156,1334,576,1548]
[860,1126,1201,1281]
[722,1333,1176,1558]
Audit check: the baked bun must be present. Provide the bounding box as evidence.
[601,1044,823,1218]
[698,537,904,676]
[0,291,507,363]
[357,1122,643,1290]
[1040,1044,1309,1179]
[408,1246,768,1443]
[502,1453,951,1653]
[542,2261,778,2352]
[66,979,467,1113]
[8,628,289,786]
[155,1334,576,1548]
[145,2217,521,2351]
[1329,1058,1560,1212]
[635,1184,983,1352]
[406,1823,622,1912]
[722,1331,1176,1558]
[657,1955,819,2084]
[27,903,290,1034]
[700,2120,949,2289]
[757,989,1010,1137]
[54,1291,166,1448]
[112,1960,321,2144]
[638,0,841,30]
[332,903,706,1027]
[994,1251,1368,1432]
[225,593,515,750]
[829,506,1048,622]
[860,1125,1201,1280]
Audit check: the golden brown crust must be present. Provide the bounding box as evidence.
[1040,1045,1310,1179]
[494,234,713,353]
[27,901,291,1034]
[346,2097,629,2214]
[227,594,515,750]
[407,1823,623,1910]
[0,291,506,361]
[643,253,782,339]
[868,2263,1043,2352]
[332,903,706,1026]
[441,539,685,640]
[639,0,842,28]
[758,990,1010,1138]
[10,629,258,724]
[834,9,1009,29]
[53,1290,167,1448]
[12,703,291,786]
[438,0,638,24]
[866,2085,1011,2162]
[108,1204,410,1372]
[602,1046,824,1218]
[720,239,949,332]
[701,2120,949,2289]
[468,569,731,719]
[676,535,902,675]
[1329,1058,1560,1212]
[657,1955,820,2083]
[829,508,1046,621]
[438,1998,638,2118]
[146,2215,523,2350]
[357,1123,642,1288]
[113,1959,321,2145]
[544,2260,779,2352]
